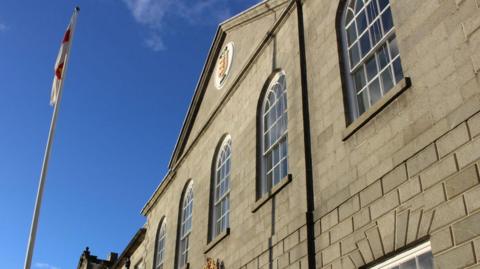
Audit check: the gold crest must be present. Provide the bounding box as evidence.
[215,42,234,89]
[203,258,217,269]
[217,49,229,82]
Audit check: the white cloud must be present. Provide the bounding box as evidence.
[122,0,235,51]
[34,262,60,269]
[0,23,7,32]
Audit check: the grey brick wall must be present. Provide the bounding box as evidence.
[91,0,480,269]
[304,0,480,267]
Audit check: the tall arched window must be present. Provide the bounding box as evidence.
[211,136,232,239]
[341,0,404,119]
[154,219,166,269]
[260,71,288,196]
[177,182,193,269]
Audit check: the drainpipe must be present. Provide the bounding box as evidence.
[294,0,317,268]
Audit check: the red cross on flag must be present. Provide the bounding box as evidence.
[50,7,79,106]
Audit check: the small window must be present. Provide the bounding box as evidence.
[341,0,404,120]
[154,220,166,269]
[211,136,232,239]
[369,241,433,269]
[260,71,289,196]
[177,182,193,269]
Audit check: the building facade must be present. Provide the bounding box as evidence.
[79,0,480,268]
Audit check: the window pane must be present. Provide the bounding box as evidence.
[346,9,354,25]
[392,57,403,83]
[370,19,383,46]
[378,45,389,69]
[389,35,399,58]
[366,0,379,22]
[281,158,288,179]
[381,67,394,92]
[266,153,272,171]
[360,32,371,57]
[280,139,287,158]
[273,166,280,185]
[273,146,279,164]
[417,252,434,269]
[346,23,357,46]
[378,0,389,11]
[369,78,381,104]
[366,56,378,81]
[381,7,394,33]
[267,93,275,108]
[355,0,364,12]
[349,42,361,67]
[266,172,272,190]
[353,66,366,92]
[399,259,416,269]
[356,10,368,34]
[357,90,369,115]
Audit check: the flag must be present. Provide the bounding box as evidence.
[50,7,79,106]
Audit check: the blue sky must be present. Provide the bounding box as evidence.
[0,0,259,268]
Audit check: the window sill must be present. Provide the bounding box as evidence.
[251,174,292,213]
[342,77,411,141]
[204,228,230,254]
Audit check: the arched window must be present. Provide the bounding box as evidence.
[210,136,232,239]
[341,0,404,119]
[177,182,193,269]
[260,71,288,196]
[154,219,166,269]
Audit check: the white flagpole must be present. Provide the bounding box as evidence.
[23,7,79,269]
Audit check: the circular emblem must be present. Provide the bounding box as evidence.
[215,42,234,89]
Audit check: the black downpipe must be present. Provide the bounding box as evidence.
[294,0,317,268]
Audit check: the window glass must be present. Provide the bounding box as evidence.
[155,222,166,269]
[178,183,193,269]
[261,72,288,196]
[369,242,432,269]
[343,0,404,117]
[212,138,231,239]
[381,8,394,33]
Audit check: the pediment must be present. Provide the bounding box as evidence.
[168,0,290,169]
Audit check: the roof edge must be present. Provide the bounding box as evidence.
[111,228,146,269]
[142,0,296,217]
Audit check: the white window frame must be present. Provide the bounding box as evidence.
[370,241,432,269]
[260,71,289,196]
[341,0,404,120]
[212,136,232,238]
[178,182,193,269]
[154,220,166,269]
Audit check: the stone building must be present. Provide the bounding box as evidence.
[78,0,480,268]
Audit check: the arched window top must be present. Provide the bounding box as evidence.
[263,72,286,111]
[154,218,166,269]
[216,137,232,169]
[259,71,288,196]
[158,219,166,238]
[182,183,193,210]
[341,0,404,118]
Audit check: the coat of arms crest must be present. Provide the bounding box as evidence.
[215,42,234,89]
[203,257,223,269]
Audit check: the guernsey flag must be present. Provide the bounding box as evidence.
[50,7,79,106]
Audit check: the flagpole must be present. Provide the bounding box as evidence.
[23,7,79,269]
